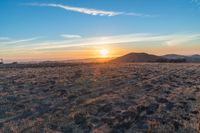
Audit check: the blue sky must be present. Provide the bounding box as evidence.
[0,0,200,62]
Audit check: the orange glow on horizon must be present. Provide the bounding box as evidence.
[2,45,200,63]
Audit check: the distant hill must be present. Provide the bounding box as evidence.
[186,55,200,62]
[111,53,200,63]
[111,53,162,62]
[163,54,200,63]
[162,54,186,59]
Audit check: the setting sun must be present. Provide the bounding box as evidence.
[99,49,109,57]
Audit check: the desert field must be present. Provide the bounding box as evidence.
[0,63,200,133]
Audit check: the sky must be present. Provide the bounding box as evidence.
[0,0,200,62]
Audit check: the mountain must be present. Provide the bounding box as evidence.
[111,53,163,62]
[162,54,186,59]
[186,54,200,62]
[163,54,200,62]
[111,53,200,63]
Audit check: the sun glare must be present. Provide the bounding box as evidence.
[99,49,109,57]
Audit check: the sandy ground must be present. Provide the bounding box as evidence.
[0,63,200,133]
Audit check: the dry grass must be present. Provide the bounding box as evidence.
[0,63,200,133]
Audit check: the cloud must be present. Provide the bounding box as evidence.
[1,33,199,53]
[0,37,42,45]
[123,12,156,17]
[166,34,200,46]
[22,3,152,17]
[18,33,170,50]
[61,34,82,39]
[30,33,200,50]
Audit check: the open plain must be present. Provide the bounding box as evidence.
[0,63,200,133]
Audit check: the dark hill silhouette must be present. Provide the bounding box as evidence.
[111,53,163,62]
[111,53,200,63]
[186,54,200,62]
[163,54,200,62]
[162,54,186,59]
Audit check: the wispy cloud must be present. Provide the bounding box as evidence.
[0,37,42,45]
[30,33,200,50]
[22,3,152,17]
[1,33,199,52]
[166,34,200,46]
[61,34,82,39]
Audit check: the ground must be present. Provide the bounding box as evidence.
[0,63,200,133]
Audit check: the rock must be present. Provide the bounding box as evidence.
[14,103,25,110]
[74,113,87,127]
[59,89,67,96]
[190,110,199,114]
[156,97,168,103]
[60,126,73,132]
[127,95,135,99]
[181,114,190,121]
[136,105,147,114]
[164,90,171,94]
[179,102,191,112]
[90,118,100,127]
[173,121,183,131]
[36,104,51,115]
[136,120,149,129]
[111,122,132,133]
[49,124,58,130]
[101,117,113,126]
[146,103,159,115]
[49,80,56,85]
[165,102,174,111]
[42,88,50,92]
[187,97,196,101]
[82,126,91,133]
[68,95,77,101]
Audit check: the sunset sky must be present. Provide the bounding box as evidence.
[0,0,200,62]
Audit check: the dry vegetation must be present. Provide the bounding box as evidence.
[0,63,200,133]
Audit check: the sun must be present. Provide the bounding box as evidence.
[99,49,109,57]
